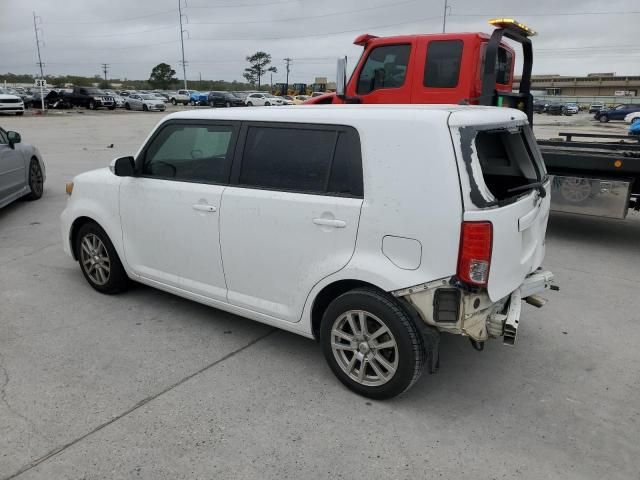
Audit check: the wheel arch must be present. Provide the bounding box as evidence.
[310,279,386,341]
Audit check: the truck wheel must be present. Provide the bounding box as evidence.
[320,288,426,399]
[108,105,115,110]
[171,98,177,105]
[76,222,129,294]
[89,100,96,110]
[599,114,609,123]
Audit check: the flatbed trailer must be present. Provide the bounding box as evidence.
[538,133,640,218]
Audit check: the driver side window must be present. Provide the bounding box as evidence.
[356,44,411,95]
[143,123,236,184]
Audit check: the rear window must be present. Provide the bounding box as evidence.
[424,40,463,88]
[474,127,545,202]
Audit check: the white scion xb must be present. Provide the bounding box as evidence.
[61,105,554,398]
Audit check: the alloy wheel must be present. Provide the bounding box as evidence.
[80,233,111,286]
[331,310,399,387]
[29,161,43,196]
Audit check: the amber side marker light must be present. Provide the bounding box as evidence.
[489,18,537,37]
[65,182,74,195]
[614,160,623,168]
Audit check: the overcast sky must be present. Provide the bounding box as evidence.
[1,0,638,84]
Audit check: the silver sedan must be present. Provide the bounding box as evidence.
[0,127,46,209]
[124,94,166,112]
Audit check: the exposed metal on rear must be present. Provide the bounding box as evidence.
[550,175,631,219]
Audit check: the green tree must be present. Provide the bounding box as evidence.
[149,63,177,89]
[243,51,277,88]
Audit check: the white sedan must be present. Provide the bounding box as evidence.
[124,94,166,112]
[244,93,289,106]
[624,112,640,124]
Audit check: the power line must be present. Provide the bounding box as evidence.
[451,11,640,18]
[43,8,176,25]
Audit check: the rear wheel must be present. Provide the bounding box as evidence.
[76,222,128,294]
[320,288,426,399]
[599,114,609,123]
[25,158,43,200]
[125,103,130,110]
[89,100,97,110]
[171,98,177,105]
[143,104,148,112]
[247,101,253,106]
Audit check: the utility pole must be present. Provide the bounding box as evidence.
[178,0,188,90]
[32,12,45,79]
[284,57,292,95]
[442,0,451,33]
[270,72,273,93]
[101,63,109,82]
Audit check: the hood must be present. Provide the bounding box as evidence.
[0,94,23,101]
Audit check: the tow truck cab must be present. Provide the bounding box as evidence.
[306,19,535,122]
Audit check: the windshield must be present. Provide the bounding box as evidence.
[86,88,104,95]
[140,94,156,100]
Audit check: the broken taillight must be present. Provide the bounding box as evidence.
[457,221,493,286]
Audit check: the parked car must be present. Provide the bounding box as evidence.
[595,104,640,122]
[60,105,554,399]
[244,93,288,106]
[169,90,190,105]
[28,89,71,109]
[124,94,166,112]
[546,103,566,115]
[103,90,125,108]
[230,92,248,101]
[207,91,245,108]
[532,100,547,113]
[624,112,640,124]
[1,126,45,208]
[278,96,293,105]
[0,89,25,115]
[63,87,116,110]
[564,103,579,115]
[292,95,310,105]
[151,92,169,103]
[188,91,208,106]
[588,103,605,114]
[3,87,32,105]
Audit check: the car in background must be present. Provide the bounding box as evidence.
[310,91,327,98]
[595,104,640,122]
[28,89,71,109]
[207,91,245,108]
[292,95,309,105]
[151,92,169,103]
[278,96,293,105]
[0,126,45,208]
[170,90,190,105]
[588,102,605,114]
[3,87,32,105]
[546,103,567,116]
[624,112,640,124]
[533,100,548,113]
[230,92,248,101]
[0,89,25,115]
[244,92,271,106]
[189,91,208,106]
[564,103,579,115]
[103,90,125,108]
[124,94,166,112]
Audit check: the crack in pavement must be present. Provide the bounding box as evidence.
[2,328,276,480]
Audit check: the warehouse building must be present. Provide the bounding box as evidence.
[514,73,640,97]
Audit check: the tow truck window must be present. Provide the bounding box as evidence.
[424,40,463,88]
[495,48,512,84]
[356,44,411,95]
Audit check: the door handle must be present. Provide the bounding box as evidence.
[313,218,346,228]
[192,204,217,213]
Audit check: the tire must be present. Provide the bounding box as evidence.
[89,100,97,110]
[209,101,215,108]
[599,114,609,123]
[320,288,426,399]
[75,222,129,294]
[24,158,44,200]
[171,98,177,105]
[108,105,115,110]
[190,100,195,106]
[265,102,271,106]
[183,101,189,105]
[125,103,130,110]
[16,112,24,116]
[225,101,231,108]
[247,101,253,106]
[143,104,148,111]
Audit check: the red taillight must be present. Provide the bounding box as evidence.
[457,221,493,286]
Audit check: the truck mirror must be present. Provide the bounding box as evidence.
[336,57,347,98]
[111,156,136,177]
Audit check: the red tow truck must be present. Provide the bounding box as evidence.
[307,19,640,219]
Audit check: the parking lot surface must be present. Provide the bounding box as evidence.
[1,110,639,479]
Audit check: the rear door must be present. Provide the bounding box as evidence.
[219,122,363,322]
[449,109,550,301]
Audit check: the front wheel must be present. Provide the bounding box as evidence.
[599,114,609,123]
[76,222,129,294]
[143,104,148,111]
[247,101,253,106]
[125,103,130,110]
[264,102,271,106]
[225,101,231,108]
[320,288,426,399]
[171,98,177,105]
[25,158,43,200]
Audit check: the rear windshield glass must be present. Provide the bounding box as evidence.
[474,126,546,201]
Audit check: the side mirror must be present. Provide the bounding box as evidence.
[111,156,136,177]
[6,131,21,149]
[336,57,347,98]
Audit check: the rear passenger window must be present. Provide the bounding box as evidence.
[424,40,463,88]
[240,127,335,193]
[238,125,363,196]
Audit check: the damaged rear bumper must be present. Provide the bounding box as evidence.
[393,270,554,345]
